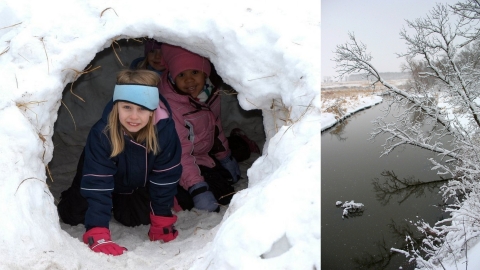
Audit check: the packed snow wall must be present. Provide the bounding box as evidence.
[0,0,320,268]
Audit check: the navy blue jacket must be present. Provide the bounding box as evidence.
[80,94,182,229]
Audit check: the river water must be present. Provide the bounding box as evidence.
[321,102,448,269]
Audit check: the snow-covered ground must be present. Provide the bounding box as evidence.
[0,0,320,269]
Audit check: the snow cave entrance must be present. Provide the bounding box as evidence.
[48,38,266,232]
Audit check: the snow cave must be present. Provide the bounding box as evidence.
[0,2,320,268]
[48,38,266,205]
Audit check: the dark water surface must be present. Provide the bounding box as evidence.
[321,102,447,269]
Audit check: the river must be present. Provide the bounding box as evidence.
[321,101,448,269]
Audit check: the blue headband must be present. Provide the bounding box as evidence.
[113,84,159,111]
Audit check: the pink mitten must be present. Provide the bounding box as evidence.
[83,227,127,256]
[148,213,178,242]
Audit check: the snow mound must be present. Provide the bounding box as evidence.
[0,0,320,269]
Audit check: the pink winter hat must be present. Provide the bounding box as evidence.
[161,43,211,79]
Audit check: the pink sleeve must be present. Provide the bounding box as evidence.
[171,112,205,190]
[153,101,169,123]
[158,77,204,190]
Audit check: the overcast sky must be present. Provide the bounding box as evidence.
[321,0,461,78]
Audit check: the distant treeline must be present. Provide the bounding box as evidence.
[322,72,411,83]
[347,72,411,81]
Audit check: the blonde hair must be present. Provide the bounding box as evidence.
[106,69,161,157]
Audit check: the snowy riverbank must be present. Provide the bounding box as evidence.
[320,95,383,131]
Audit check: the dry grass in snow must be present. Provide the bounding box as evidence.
[321,87,378,119]
[321,79,407,118]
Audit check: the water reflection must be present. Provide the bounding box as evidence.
[349,168,451,269]
[352,220,422,270]
[321,102,446,270]
[329,118,349,141]
[373,170,449,206]
[340,171,449,270]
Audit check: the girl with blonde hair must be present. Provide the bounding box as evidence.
[58,69,182,256]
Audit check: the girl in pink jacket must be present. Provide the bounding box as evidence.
[159,44,240,212]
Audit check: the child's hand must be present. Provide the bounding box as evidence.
[188,182,219,212]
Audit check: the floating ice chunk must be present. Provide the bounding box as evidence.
[340,200,364,219]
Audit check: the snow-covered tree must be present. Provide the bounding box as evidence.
[334,1,480,268]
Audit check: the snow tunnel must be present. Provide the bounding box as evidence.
[0,2,320,268]
[48,38,266,204]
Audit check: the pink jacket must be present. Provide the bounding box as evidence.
[159,75,231,190]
